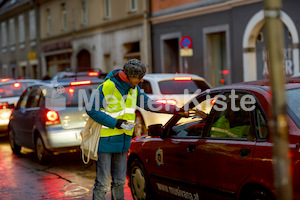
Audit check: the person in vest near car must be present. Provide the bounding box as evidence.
[86,59,183,200]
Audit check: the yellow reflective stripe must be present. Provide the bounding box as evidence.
[211,127,228,133]
[211,127,239,138]
[125,108,136,114]
[102,108,136,118]
[227,131,239,138]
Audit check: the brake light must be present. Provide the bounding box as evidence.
[0,102,8,109]
[45,110,60,125]
[88,72,99,76]
[222,70,229,75]
[70,80,91,86]
[68,88,75,94]
[155,99,177,105]
[1,78,10,82]
[14,82,21,88]
[173,77,192,81]
[211,99,216,105]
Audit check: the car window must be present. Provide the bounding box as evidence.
[16,88,31,110]
[207,93,254,139]
[256,108,268,139]
[0,82,36,98]
[26,86,42,108]
[170,95,216,138]
[286,88,300,128]
[158,80,209,94]
[138,80,152,94]
[42,83,101,107]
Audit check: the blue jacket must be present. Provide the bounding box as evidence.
[86,69,177,153]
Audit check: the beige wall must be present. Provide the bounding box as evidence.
[39,0,150,75]
[39,0,146,40]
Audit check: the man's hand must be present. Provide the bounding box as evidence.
[175,108,189,117]
[115,119,127,129]
[190,109,208,119]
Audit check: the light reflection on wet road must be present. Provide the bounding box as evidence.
[0,137,133,200]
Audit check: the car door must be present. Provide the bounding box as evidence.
[195,91,257,198]
[146,94,216,199]
[12,87,31,146]
[22,86,43,148]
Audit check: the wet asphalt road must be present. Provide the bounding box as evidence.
[0,136,133,200]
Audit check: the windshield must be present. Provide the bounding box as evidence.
[0,82,36,98]
[158,80,210,94]
[286,88,300,127]
[171,96,215,137]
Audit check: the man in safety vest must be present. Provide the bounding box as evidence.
[86,59,182,200]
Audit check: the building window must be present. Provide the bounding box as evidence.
[104,0,110,19]
[9,18,15,45]
[1,22,7,47]
[47,9,51,35]
[61,3,67,31]
[29,10,36,40]
[129,0,137,12]
[81,0,87,25]
[18,14,25,43]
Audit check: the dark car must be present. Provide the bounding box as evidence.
[127,81,300,200]
[9,78,104,164]
[51,70,105,81]
[0,79,41,134]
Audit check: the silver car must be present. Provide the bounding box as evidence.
[9,79,104,164]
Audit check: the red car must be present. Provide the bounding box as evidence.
[127,81,300,200]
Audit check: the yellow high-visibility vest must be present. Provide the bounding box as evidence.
[100,79,137,137]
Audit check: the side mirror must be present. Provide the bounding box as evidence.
[148,124,163,137]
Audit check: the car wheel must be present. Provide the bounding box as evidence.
[129,159,155,200]
[8,128,21,154]
[134,112,147,137]
[244,188,273,200]
[36,135,49,164]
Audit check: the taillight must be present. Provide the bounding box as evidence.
[155,99,177,105]
[13,82,21,88]
[173,77,192,81]
[45,110,60,125]
[1,78,11,82]
[0,102,8,109]
[88,72,99,76]
[211,99,216,105]
[70,80,91,86]
[68,88,75,94]
[222,70,229,75]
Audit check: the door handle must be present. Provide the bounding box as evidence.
[239,148,251,157]
[187,144,196,153]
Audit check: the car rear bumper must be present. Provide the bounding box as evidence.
[43,127,82,151]
[0,119,9,132]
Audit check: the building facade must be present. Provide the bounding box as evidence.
[38,0,151,78]
[150,0,300,87]
[0,0,40,79]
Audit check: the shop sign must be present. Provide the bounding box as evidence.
[28,52,36,61]
[42,41,71,52]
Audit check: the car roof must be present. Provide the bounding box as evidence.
[0,79,41,85]
[143,73,207,81]
[213,79,300,92]
[39,78,104,87]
